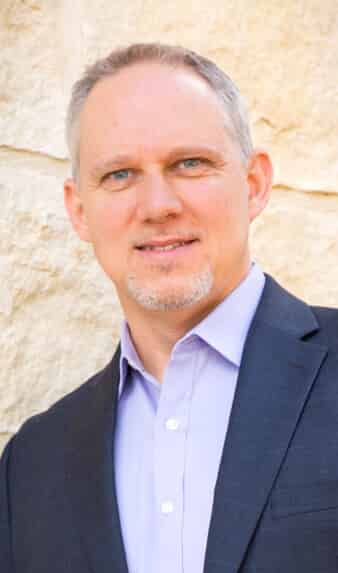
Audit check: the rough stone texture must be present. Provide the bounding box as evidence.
[0,150,123,435]
[252,189,338,306]
[0,1,70,158]
[1,1,338,453]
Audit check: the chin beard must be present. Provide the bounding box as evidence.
[126,269,214,311]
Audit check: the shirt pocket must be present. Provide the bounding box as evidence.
[271,481,338,519]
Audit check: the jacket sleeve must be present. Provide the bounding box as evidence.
[0,438,14,573]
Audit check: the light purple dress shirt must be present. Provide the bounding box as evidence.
[114,264,265,573]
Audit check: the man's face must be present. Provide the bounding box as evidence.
[65,63,271,318]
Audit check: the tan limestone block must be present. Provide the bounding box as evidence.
[252,188,338,306]
[0,151,122,438]
[0,0,78,158]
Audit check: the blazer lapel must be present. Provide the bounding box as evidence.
[204,276,328,573]
[64,348,128,573]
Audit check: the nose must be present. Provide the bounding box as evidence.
[136,172,183,223]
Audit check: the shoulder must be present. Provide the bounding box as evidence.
[261,275,338,346]
[20,361,108,427]
[309,305,338,351]
[5,351,119,463]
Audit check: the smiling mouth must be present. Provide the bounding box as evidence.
[136,239,197,252]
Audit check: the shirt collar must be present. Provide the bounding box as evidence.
[119,323,144,399]
[119,263,265,398]
[188,263,265,367]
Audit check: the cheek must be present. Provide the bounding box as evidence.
[195,184,250,256]
[84,196,129,244]
[197,187,248,229]
[85,204,128,280]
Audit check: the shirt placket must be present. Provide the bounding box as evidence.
[153,346,195,573]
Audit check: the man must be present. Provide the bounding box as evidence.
[1,43,338,573]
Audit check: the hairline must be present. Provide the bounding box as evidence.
[66,46,253,179]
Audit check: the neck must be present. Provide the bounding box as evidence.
[120,266,252,382]
[124,303,209,383]
[119,255,253,382]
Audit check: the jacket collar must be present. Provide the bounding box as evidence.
[64,350,128,573]
[203,275,327,573]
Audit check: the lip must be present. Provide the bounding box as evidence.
[135,236,198,249]
[134,238,199,258]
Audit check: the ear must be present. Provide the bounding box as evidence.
[246,150,273,222]
[63,178,92,242]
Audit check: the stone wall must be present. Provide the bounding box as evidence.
[1,0,337,452]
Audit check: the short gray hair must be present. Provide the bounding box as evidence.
[66,43,253,179]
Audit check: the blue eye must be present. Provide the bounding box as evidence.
[111,169,130,180]
[181,158,201,168]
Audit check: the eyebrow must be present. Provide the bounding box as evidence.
[89,145,226,178]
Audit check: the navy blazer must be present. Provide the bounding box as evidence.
[2,275,338,572]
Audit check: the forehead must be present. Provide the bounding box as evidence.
[79,62,235,165]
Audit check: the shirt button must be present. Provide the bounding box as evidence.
[161,500,174,514]
[165,418,180,431]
